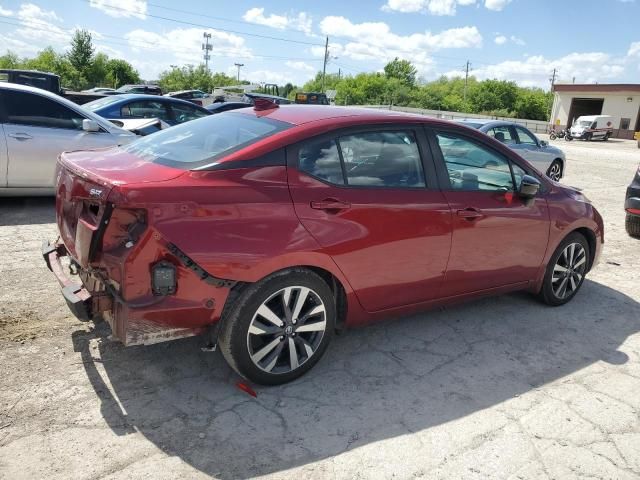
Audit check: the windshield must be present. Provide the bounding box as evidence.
[122,112,292,168]
[84,96,123,111]
[575,119,593,127]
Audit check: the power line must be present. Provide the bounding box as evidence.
[78,0,324,47]
[0,16,322,63]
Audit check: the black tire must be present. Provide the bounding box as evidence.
[603,133,610,141]
[585,133,592,141]
[549,132,557,140]
[546,159,563,182]
[218,268,335,385]
[565,135,573,141]
[538,232,590,306]
[626,214,640,238]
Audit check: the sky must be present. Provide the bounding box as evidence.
[0,0,639,89]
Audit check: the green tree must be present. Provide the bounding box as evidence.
[384,58,417,87]
[105,58,140,88]
[0,51,21,69]
[514,88,550,121]
[67,29,95,85]
[468,79,518,114]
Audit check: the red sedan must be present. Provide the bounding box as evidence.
[44,103,604,385]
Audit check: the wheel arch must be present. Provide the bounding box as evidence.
[569,227,597,272]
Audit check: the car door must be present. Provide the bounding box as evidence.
[287,125,453,312]
[511,125,550,171]
[429,128,550,297]
[0,89,119,188]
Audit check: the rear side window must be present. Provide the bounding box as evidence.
[122,112,291,168]
[121,101,171,121]
[171,103,209,123]
[298,130,426,188]
[1,90,85,130]
[488,126,516,145]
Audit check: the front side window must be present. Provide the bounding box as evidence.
[436,132,515,192]
[488,126,516,145]
[515,126,538,146]
[122,112,291,168]
[171,103,209,123]
[121,101,171,121]
[1,90,85,130]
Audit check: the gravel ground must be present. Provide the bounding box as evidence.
[0,137,639,480]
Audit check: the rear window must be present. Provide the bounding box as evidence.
[122,112,291,168]
[84,96,123,111]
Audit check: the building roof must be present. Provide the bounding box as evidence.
[553,83,640,93]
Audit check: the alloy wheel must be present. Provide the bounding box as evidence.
[548,162,562,181]
[247,286,327,374]
[551,242,587,299]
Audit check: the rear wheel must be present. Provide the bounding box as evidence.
[603,132,610,141]
[218,268,335,385]
[546,160,563,182]
[549,132,557,140]
[538,233,590,306]
[585,133,593,141]
[626,214,640,238]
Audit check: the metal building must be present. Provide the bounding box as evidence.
[550,84,640,139]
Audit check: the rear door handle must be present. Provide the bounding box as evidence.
[310,198,351,211]
[8,132,33,140]
[457,207,484,220]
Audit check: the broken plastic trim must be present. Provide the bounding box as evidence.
[166,242,237,288]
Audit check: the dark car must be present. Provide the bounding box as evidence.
[243,92,292,105]
[83,94,210,126]
[164,89,210,106]
[116,84,163,95]
[44,105,603,385]
[205,101,249,114]
[626,165,640,238]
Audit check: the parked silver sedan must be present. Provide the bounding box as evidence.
[0,83,136,196]
[458,120,566,181]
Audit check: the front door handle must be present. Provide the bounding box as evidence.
[457,207,484,220]
[8,132,33,141]
[310,198,351,211]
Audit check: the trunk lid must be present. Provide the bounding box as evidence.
[56,146,185,266]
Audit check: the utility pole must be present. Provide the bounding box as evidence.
[549,68,558,122]
[463,60,471,106]
[234,63,244,82]
[338,68,341,80]
[321,36,329,92]
[202,32,212,71]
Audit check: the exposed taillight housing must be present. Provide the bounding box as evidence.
[101,207,147,255]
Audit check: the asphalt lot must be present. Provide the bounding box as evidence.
[1,137,639,479]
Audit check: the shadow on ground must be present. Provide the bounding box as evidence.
[0,197,55,225]
[72,279,638,479]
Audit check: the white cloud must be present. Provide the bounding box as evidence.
[243,7,312,35]
[444,51,626,88]
[494,34,525,46]
[316,16,481,75]
[0,3,13,16]
[18,3,61,22]
[285,60,316,72]
[383,0,476,15]
[125,27,252,71]
[484,0,512,11]
[628,41,640,57]
[14,4,68,45]
[89,0,147,20]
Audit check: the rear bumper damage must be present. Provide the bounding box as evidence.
[43,239,234,346]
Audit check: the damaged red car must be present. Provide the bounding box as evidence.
[44,103,604,385]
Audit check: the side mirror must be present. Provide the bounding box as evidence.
[519,174,541,198]
[540,140,548,147]
[82,119,100,132]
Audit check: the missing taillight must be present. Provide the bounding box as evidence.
[101,208,147,254]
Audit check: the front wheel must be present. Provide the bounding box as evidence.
[538,233,590,306]
[546,160,563,182]
[565,135,573,141]
[549,132,557,140]
[218,269,335,385]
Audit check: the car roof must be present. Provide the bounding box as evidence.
[235,104,447,127]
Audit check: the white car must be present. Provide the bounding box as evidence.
[0,82,136,196]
